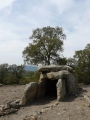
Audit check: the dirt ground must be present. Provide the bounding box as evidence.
[0,84,90,120]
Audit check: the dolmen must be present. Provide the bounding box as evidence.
[21,65,78,105]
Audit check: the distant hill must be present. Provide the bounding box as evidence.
[24,65,37,71]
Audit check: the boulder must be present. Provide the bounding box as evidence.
[24,82,38,102]
[56,79,66,101]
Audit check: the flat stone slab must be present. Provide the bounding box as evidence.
[38,65,73,73]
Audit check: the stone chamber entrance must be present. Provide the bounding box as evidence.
[45,79,58,98]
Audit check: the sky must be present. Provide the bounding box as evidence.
[0,0,90,65]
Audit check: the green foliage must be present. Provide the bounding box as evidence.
[22,71,40,84]
[0,64,9,84]
[9,64,25,84]
[0,63,40,85]
[23,26,66,65]
[69,44,90,84]
[67,58,76,69]
[54,57,67,65]
[0,64,25,85]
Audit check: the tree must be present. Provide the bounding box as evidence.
[9,64,25,84]
[67,57,77,69]
[54,57,67,65]
[0,64,25,84]
[0,64,9,84]
[73,44,90,84]
[23,26,66,65]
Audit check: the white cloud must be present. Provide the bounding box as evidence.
[0,0,16,10]
[63,12,90,58]
[0,14,29,65]
[0,0,16,16]
[0,39,28,65]
[49,0,73,14]
[57,0,90,58]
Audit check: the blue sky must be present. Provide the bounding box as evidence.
[0,0,90,65]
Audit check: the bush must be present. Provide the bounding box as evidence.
[21,71,40,85]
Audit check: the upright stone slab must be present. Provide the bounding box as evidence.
[66,73,78,94]
[24,82,38,102]
[37,80,46,99]
[56,79,66,101]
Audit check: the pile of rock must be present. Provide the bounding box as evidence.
[0,99,21,116]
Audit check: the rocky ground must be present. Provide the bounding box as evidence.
[0,84,90,120]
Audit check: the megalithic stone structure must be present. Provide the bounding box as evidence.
[21,65,78,104]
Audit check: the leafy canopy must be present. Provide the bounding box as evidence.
[68,44,90,84]
[23,26,66,65]
[0,64,25,84]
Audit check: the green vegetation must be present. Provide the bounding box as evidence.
[22,26,66,65]
[22,71,40,84]
[0,64,39,85]
[67,44,90,84]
